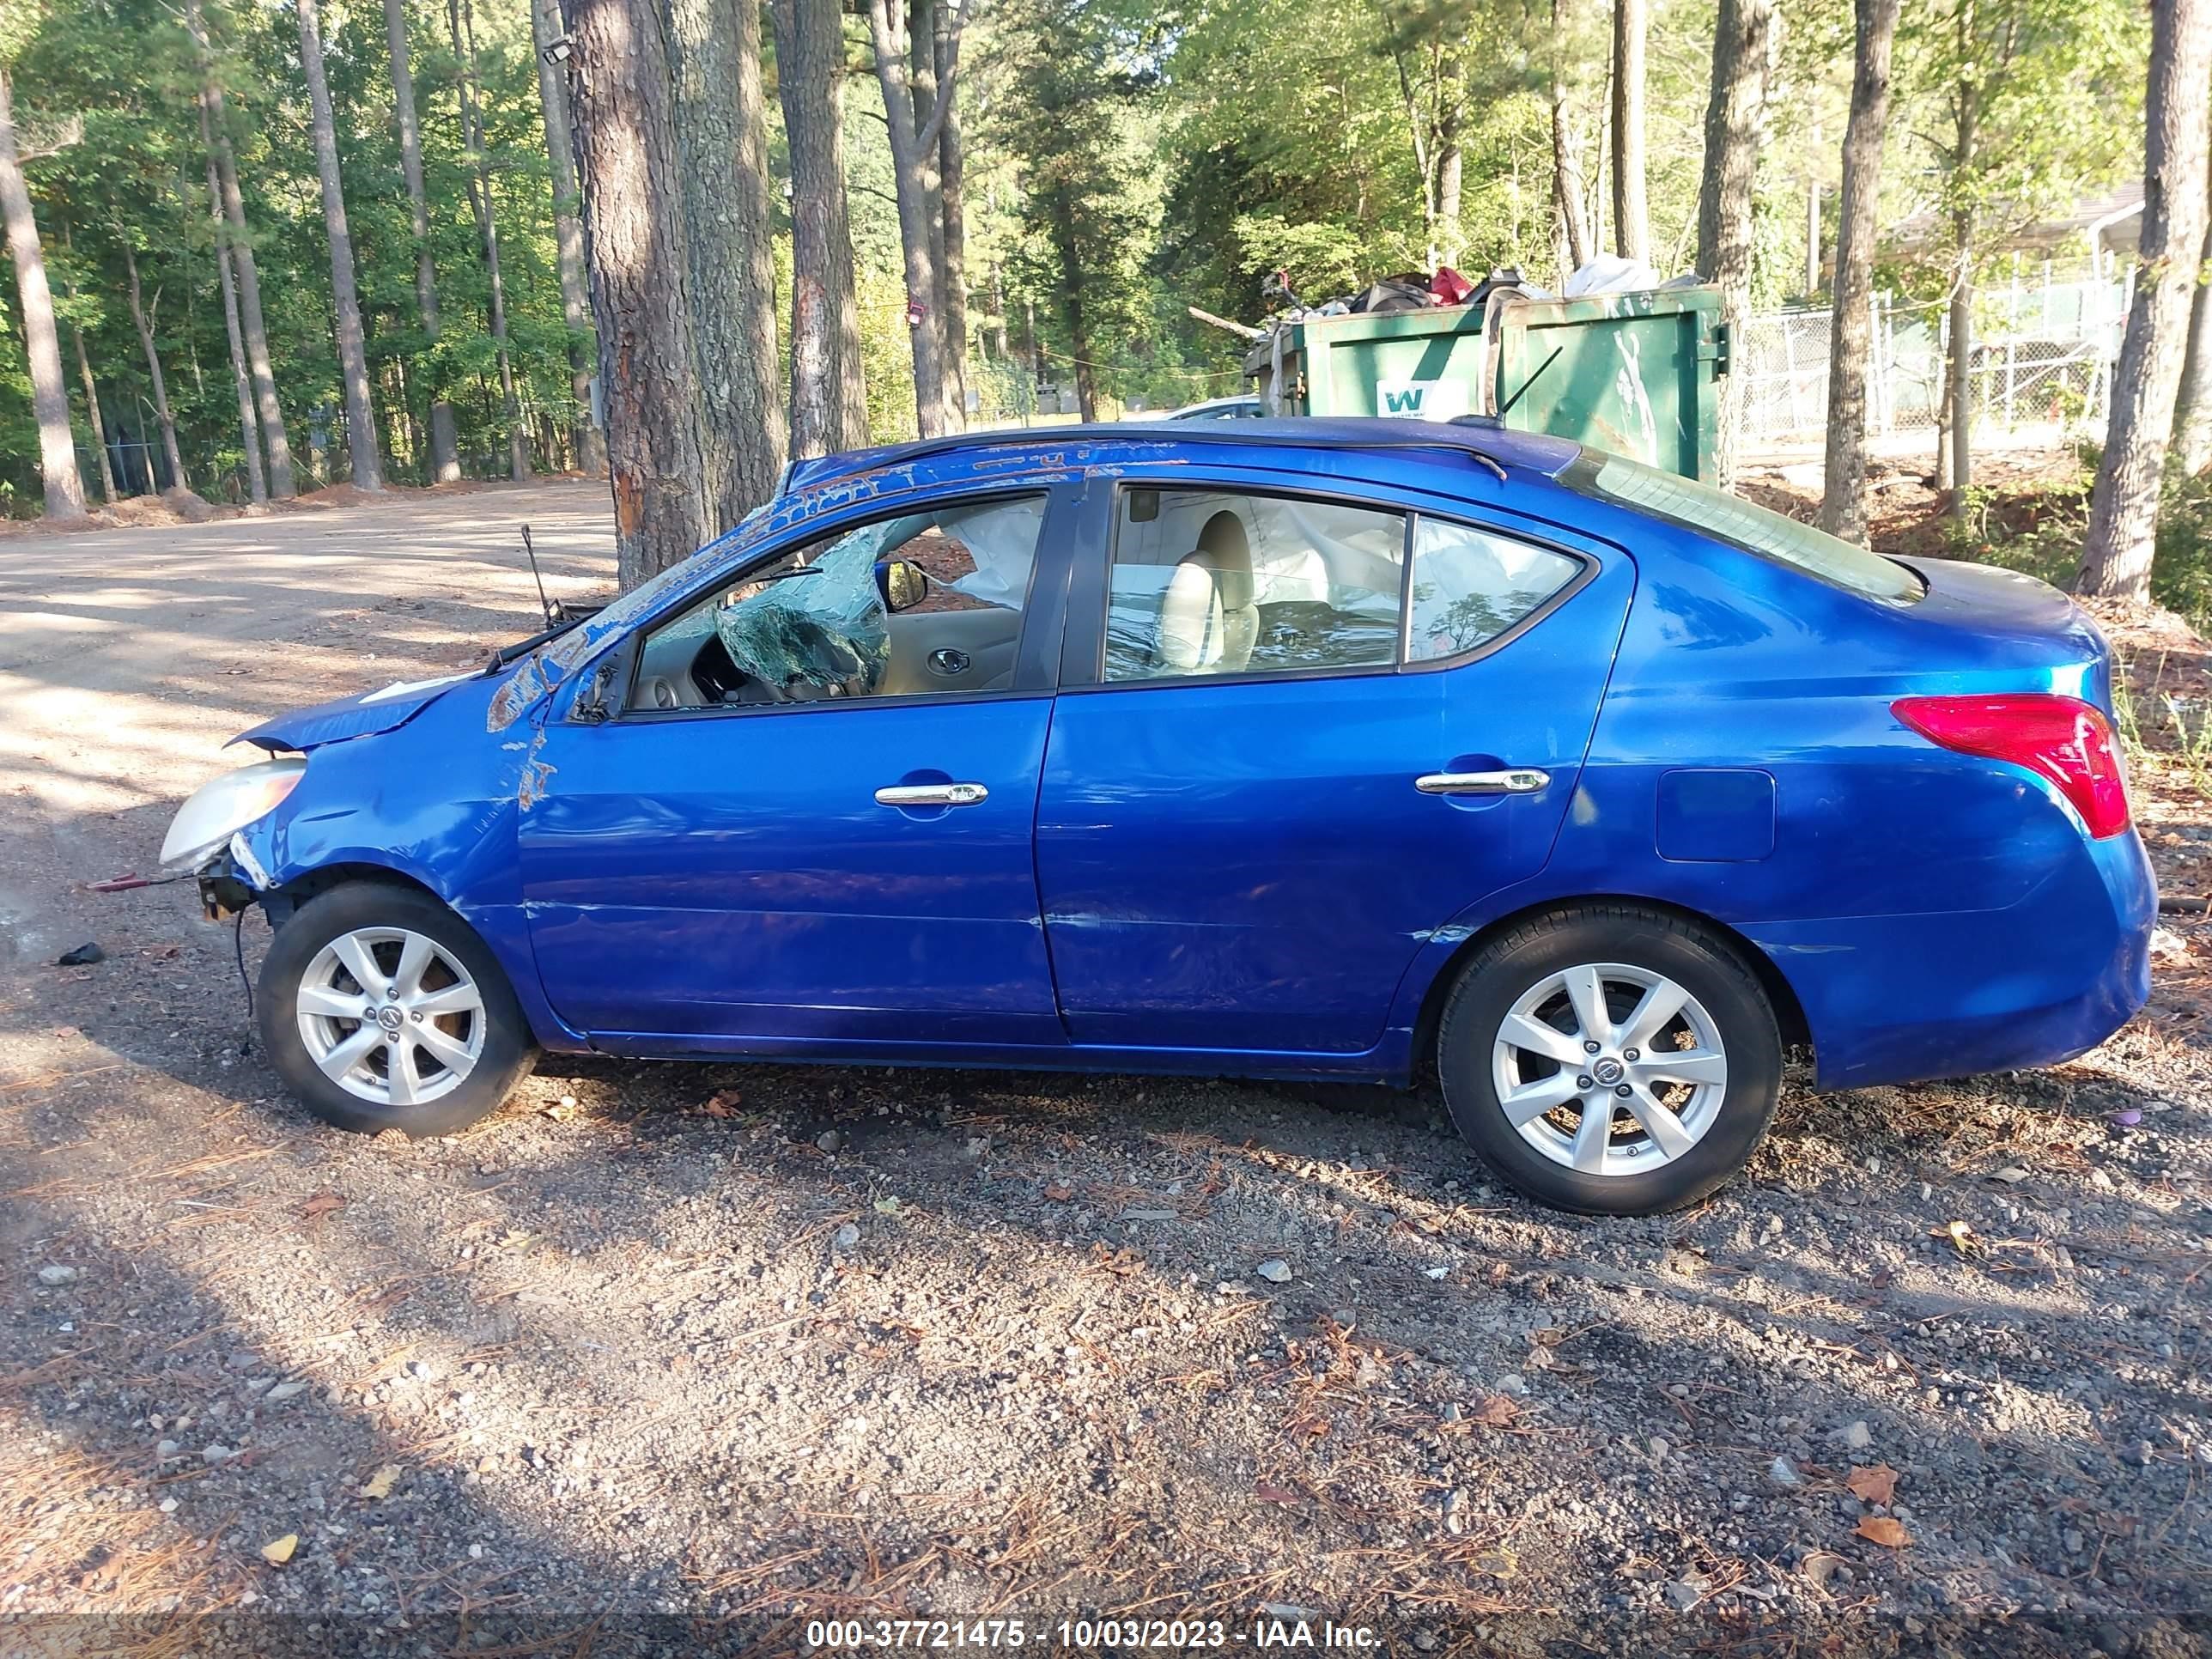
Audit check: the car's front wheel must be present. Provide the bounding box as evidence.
[1436,903,1782,1215]
[258,881,538,1137]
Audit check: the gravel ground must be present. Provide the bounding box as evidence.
[3,482,2211,1656]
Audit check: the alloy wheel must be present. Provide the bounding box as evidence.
[295,926,486,1108]
[1490,961,1729,1177]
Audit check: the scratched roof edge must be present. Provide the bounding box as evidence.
[778,417,1582,497]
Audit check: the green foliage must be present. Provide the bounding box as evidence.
[2148,467,2212,634]
[0,0,588,504]
[0,0,2174,538]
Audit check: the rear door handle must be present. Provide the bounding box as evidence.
[1414,768,1550,796]
[875,781,990,807]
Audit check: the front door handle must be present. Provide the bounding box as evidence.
[875,781,990,808]
[1414,768,1550,796]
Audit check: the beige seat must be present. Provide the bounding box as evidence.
[1154,510,1258,672]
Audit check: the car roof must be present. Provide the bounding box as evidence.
[778,417,1583,497]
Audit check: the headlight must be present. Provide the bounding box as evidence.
[160,757,307,872]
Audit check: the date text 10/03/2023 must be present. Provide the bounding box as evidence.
[804,1618,1383,1650]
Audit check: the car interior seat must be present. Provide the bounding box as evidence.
[1155,510,1258,673]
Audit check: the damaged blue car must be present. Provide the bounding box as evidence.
[159,420,2154,1214]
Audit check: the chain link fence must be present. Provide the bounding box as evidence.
[1735,268,2130,454]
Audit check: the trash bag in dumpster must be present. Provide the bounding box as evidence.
[714,532,890,698]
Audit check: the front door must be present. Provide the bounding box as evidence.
[1035,473,1632,1057]
[519,487,1073,1052]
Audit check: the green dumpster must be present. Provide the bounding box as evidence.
[1246,285,1728,483]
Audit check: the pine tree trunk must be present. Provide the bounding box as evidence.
[1943,37,1978,519]
[566,0,715,585]
[1816,0,1899,544]
[1946,223,1973,514]
[1695,0,1774,486]
[70,324,117,502]
[0,70,87,522]
[451,0,529,482]
[2078,0,2212,601]
[775,0,870,457]
[869,0,951,437]
[665,0,787,524]
[933,0,968,426]
[908,0,951,415]
[1549,0,1592,278]
[1611,0,1650,264]
[60,257,118,501]
[386,0,460,483]
[198,103,266,505]
[1047,187,1097,421]
[122,246,190,492]
[2174,163,2212,475]
[191,0,295,498]
[531,0,607,477]
[1437,118,1464,267]
[296,0,383,489]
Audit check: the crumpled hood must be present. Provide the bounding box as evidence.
[230,671,479,753]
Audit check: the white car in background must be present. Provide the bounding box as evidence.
[1166,395,1264,420]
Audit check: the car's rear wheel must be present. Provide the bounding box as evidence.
[1436,903,1782,1215]
[258,881,537,1137]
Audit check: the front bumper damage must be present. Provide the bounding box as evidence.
[193,833,272,922]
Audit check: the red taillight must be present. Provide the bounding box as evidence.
[1893,693,2131,838]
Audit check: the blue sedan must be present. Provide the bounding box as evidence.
[159,420,2154,1214]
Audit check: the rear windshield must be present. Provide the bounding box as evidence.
[1563,452,1923,605]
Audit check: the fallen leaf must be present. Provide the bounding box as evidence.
[698,1091,740,1118]
[360,1463,401,1500]
[1854,1516,1911,1548]
[1255,1480,1301,1506]
[259,1534,297,1565]
[298,1193,344,1228]
[872,1197,903,1217]
[1845,1464,1899,1505]
[1936,1219,1979,1255]
[1468,1395,1519,1427]
[1990,1166,2029,1184]
[1042,1182,1074,1202]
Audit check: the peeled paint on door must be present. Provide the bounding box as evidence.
[715,537,889,696]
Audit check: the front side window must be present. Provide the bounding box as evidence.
[628,495,1046,711]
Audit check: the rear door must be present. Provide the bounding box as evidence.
[1034,466,1634,1058]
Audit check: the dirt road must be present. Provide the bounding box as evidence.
[3,488,2210,1656]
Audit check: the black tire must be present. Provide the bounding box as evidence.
[258,881,538,1137]
[1435,903,1781,1216]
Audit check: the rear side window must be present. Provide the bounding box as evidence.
[1103,484,1585,683]
[1407,519,1582,663]
[1104,489,1406,681]
[1566,452,1922,605]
